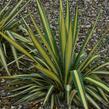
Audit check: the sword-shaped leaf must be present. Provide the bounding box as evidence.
[72,5,79,65]
[30,15,60,73]
[6,31,20,68]
[0,32,61,85]
[75,11,101,67]
[85,77,109,92]
[80,55,100,72]
[23,18,58,74]
[0,32,36,62]
[0,43,10,75]
[86,94,100,109]
[72,70,88,109]
[59,0,66,60]
[87,62,109,75]
[35,0,58,58]
[78,31,107,72]
[86,87,107,105]
[65,21,72,84]
[43,85,54,105]
[65,0,70,33]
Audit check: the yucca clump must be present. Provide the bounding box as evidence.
[0,0,30,75]
[0,0,109,109]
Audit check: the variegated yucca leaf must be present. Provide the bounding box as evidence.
[0,0,109,108]
[0,0,30,75]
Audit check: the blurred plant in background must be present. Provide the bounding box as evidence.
[0,0,30,75]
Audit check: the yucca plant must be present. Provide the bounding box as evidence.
[0,0,30,75]
[1,0,109,108]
